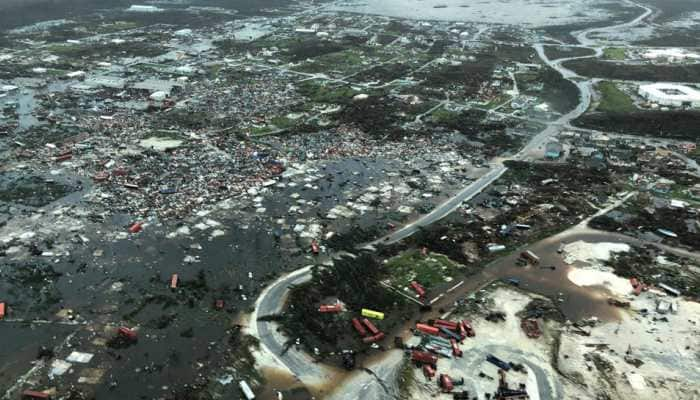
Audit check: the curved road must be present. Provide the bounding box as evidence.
[250,0,659,397]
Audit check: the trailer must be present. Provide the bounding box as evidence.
[423,364,436,379]
[0,302,5,320]
[487,354,511,371]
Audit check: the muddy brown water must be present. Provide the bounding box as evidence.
[258,229,638,398]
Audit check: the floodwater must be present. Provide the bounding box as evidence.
[423,229,639,326]
[324,0,611,26]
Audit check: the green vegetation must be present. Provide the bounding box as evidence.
[297,81,360,105]
[603,47,626,60]
[270,116,296,129]
[596,81,635,113]
[430,107,460,124]
[385,250,465,290]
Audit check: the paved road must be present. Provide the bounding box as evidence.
[249,0,661,395]
[369,165,508,246]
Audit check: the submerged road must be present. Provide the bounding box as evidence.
[250,1,662,397]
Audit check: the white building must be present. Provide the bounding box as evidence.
[642,48,700,62]
[638,83,700,108]
[127,5,162,12]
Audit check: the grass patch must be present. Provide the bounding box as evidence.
[385,250,465,290]
[296,81,360,105]
[603,47,626,60]
[596,81,635,113]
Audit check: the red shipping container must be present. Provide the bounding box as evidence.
[21,390,51,399]
[118,327,138,341]
[0,302,5,320]
[416,323,440,336]
[352,318,367,337]
[318,303,342,313]
[461,320,476,337]
[423,364,436,379]
[410,281,426,298]
[450,339,463,357]
[362,318,380,335]
[129,222,143,233]
[54,154,72,162]
[439,374,454,392]
[433,319,459,330]
[411,350,437,365]
[362,332,384,343]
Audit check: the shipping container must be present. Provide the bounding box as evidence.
[362,332,385,343]
[411,350,437,366]
[361,308,384,320]
[239,380,255,400]
[521,250,540,264]
[486,354,511,371]
[439,374,454,392]
[410,281,426,298]
[170,274,178,289]
[416,323,440,336]
[352,318,367,337]
[423,364,436,379]
[450,339,463,357]
[438,326,461,341]
[21,390,51,400]
[0,302,5,320]
[318,303,342,313]
[362,318,380,335]
[461,320,475,337]
[433,319,459,331]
